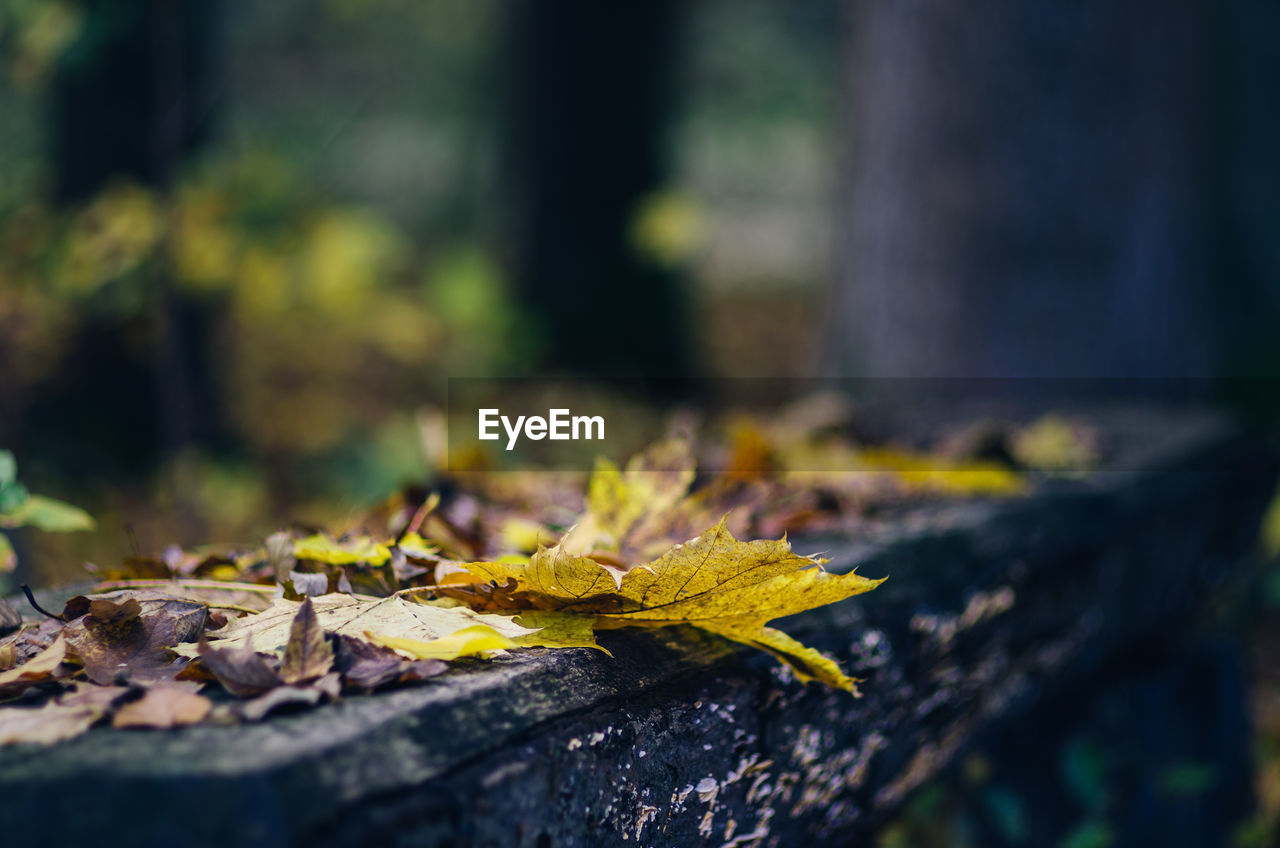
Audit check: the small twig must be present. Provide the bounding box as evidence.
[124,524,141,557]
[202,602,263,615]
[19,584,65,621]
[398,492,440,542]
[91,579,277,594]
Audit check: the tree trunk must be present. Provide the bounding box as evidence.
[31,0,224,484]
[501,0,692,384]
[827,2,1216,379]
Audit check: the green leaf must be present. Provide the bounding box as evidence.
[0,479,28,515]
[0,451,15,487]
[0,533,14,573]
[4,495,96,532]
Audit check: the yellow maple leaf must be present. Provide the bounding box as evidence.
[446,519,884,692]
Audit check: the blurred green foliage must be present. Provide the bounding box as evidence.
[0,0,845,574]
[0,449,94,579]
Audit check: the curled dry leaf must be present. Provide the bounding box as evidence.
[287,571,330,598]
[279,597,334,684]
[237,672,341,723]
[0,634,67,698]
[61,591,206,641]
[0,700,102,746]
[333,635,446,691]
[197,640,282,698]
[0,683,125,747]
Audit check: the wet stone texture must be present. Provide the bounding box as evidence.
[0,408,1274,847]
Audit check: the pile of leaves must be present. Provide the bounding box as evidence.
[0,411,1096,747]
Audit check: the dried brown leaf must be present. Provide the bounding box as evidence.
[196,640,282,697]
[236,672,340,722]
[0,634,67,697]
[0,701,102,746]
[113,684,212,729]
[279,597,334,684]
[333,634,405,690]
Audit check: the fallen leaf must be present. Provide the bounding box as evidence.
[112,684,212,729]
[237,672,340,722]
[365,625,518,661]
[447,519,884,691]
[197,640,282,697]
[288,571,330,597]
[293,534,391,566]
[0,701,102,746]
[87,597,143,625]
[0,683,124,746]
[265,530,296,582]
[853,447,1027,497]
[62,591,206,642]
[62,592,204,685]
[509,610,609,653]
[576,439,696,559]
[279,597,334,684]
[1011,414,1099,472]
[333,635,410,690]
[0,634,67,697]
[201,593,599,657]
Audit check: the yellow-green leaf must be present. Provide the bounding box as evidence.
[292,534,391,565]
[856,448,1027,496]
[365,625,517,660]
[3,495,95,532]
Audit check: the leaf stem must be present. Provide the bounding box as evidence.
[19,584,64,621]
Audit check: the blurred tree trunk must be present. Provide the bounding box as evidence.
[34,0,222,480]
[1210,1,1280,389]
[502,0,693,384]
[51,0,218,202]
[826,2,1217,379]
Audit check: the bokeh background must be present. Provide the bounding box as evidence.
[3,2,1280,844]
[0,0,849,560]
